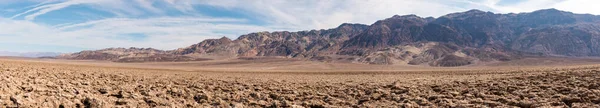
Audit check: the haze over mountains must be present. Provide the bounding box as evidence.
[0,51,61,58]
[59,9,600,66]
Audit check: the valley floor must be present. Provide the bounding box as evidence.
[0,57,599,107]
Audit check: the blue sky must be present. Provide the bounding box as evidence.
[0,0,598,53]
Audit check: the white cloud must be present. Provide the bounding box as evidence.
[554,0,600,15]
[0,17,288,52]
[177,0,461,29]
[184,0,600,29]
[11,0,159,20]
[11,0,93,20]
[459,0,600,15]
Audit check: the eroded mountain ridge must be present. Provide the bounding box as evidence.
[59,9,600,66]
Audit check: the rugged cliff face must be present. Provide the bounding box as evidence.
[59,9,600,66]
[172,23,369,58]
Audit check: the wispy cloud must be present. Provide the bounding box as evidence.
[11,0,91,20]
[0,17,286,51]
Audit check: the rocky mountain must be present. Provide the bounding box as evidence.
[57,48,209,62]
[59,9,600,66]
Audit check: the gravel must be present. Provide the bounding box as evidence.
[0,60,599,107]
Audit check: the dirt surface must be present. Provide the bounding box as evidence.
[1,58,600,107]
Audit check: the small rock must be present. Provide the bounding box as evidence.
[269,93,279,99]
[21,86,33,92]
[143,97,158,107]
[98,88,108,94]
[115,99,128,105]
[389,81,405,90]
[571,102,600,107]
[250,92,261,98]
[193,93,211,103]
[111,91,127,98]
[81,97,103,108]
[258,100,268,106]
[561,97,582,107]
[291,105,306,108]
[371,93,382,100]
[308,104,326,108]
[231,102,244,108]
[449,91,460,96]
[140,91,150,96]
[10,96,21,106]
[518,100,533,108]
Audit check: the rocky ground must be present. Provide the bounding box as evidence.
[1,60,600,107]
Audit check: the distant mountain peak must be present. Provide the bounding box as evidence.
[338,23,368,28]
[391,14,422,19]
[101,47,160,51]
[443,9,493,19]
[218,36,231,40]
[530,8,575,15]
[465,9,485,13]
[534,8,561,12]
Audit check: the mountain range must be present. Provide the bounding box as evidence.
[0,51,62,58]
[57,9,600,67]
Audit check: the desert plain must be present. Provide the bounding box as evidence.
[1,57,600,107]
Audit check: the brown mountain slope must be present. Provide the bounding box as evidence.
[59,9,600,66]
[57,48,210,62]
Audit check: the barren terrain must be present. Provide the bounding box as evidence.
[1,57,600,107]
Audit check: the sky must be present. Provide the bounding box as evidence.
[0,0,599,53]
